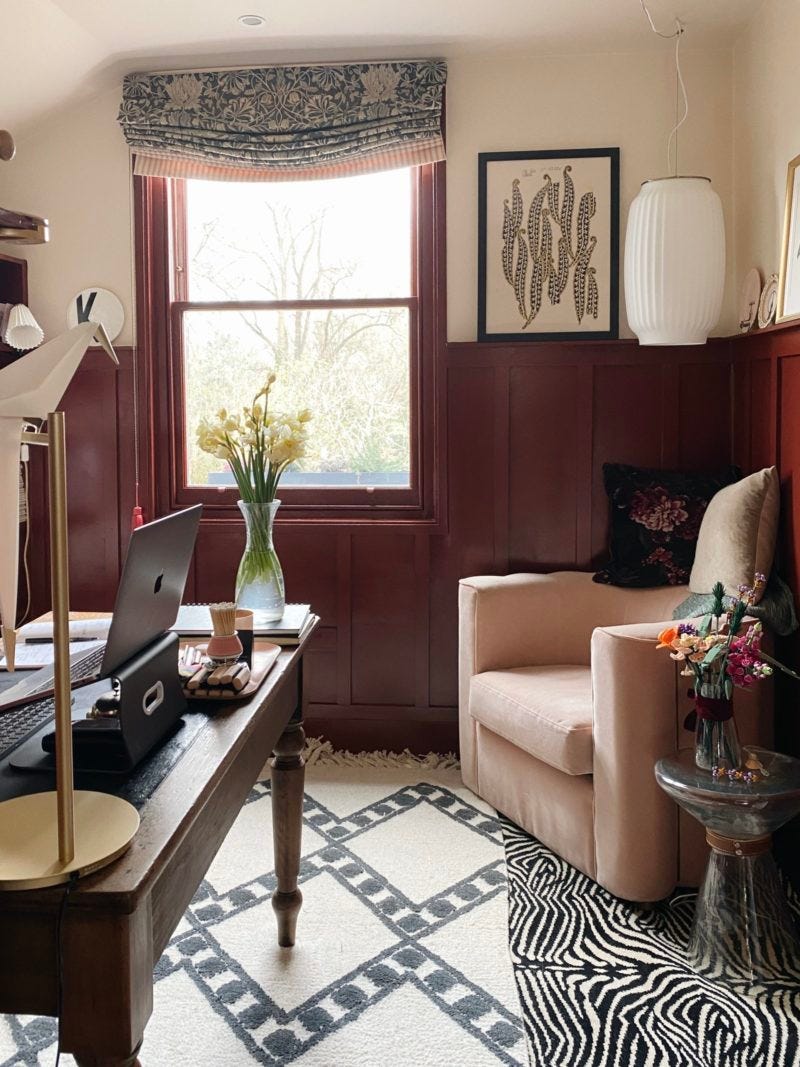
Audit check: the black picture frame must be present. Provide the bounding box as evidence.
[478,147,620,342]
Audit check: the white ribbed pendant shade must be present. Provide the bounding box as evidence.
[624,176,725,345]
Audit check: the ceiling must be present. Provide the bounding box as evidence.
[3,0,757,134]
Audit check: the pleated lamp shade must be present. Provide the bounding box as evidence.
[624,176,725,345]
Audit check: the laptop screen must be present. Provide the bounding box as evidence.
[101,506,202,676]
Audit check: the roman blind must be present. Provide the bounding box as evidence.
[118,60,447,181]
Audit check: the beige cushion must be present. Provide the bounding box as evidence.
[469,665,593,775]
[689,467,779,603]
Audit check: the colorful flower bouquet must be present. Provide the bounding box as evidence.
[196,375,312,619]
[656,575,797,777]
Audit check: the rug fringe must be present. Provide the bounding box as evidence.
[303,737,460,770]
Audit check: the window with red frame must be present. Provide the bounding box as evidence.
[154,163,442,518]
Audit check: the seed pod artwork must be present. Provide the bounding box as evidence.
[501,165,598,327]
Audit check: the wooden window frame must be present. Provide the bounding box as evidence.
[133,163,445,525]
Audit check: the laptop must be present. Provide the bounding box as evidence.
[0,505,202,713]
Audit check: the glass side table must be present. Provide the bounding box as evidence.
[655,747,800,986]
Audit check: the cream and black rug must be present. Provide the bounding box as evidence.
[504,820,800,1067]
[0,743,527,1066]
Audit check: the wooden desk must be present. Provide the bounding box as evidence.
[0,628,315,1066]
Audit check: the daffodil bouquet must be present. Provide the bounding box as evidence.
[196,373,312,503]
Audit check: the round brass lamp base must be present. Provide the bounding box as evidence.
[0,790,139,890]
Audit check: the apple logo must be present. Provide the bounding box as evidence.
[153,572,164,595]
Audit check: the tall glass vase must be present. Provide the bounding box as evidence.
[235,500,285,621]
[694,677,741,772]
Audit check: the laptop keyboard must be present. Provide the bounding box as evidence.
[0,646,107,760]
[0,696,56,760]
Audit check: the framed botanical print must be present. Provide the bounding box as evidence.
[478,147,620,341]
[777,152,800,323]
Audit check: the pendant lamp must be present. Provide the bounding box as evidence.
[624,6,725,346]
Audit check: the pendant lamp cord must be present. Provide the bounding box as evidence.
[127,163,144,529]
[640,0,688,177]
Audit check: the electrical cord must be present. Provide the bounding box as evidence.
[54,873,78,1067]
[639,0,689,177]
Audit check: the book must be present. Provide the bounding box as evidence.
[172,602,312,639]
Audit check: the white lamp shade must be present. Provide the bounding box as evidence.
[624,177,725,345]
[4,304,44,351]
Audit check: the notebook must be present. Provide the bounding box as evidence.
[173,603,312,641]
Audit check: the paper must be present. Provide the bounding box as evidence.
[0,638,104,672]
[17,618,111,643]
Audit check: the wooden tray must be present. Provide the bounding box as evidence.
[181,644,281,701]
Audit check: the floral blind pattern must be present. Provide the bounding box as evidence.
[118,60,447,181]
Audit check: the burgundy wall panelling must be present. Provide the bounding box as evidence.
[28,331,762,753]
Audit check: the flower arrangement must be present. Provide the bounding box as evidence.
[196,373,312,503]
[656,575,772,698]
[656,575,797,778]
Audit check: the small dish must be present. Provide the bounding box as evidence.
[758,273,779,329]
[738,268,761,332]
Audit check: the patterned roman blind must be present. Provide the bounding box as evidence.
[118,60,447,181]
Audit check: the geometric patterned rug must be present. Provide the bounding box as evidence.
[0,743,528,1066]
[503,819,800,1067]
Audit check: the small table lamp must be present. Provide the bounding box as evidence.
[0,322,139,890]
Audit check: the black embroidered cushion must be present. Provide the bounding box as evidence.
[594,463,742,588]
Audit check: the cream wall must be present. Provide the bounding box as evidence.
[446,48,736,339]
[1,47,736,345]
[733,0,800,295]
[0,88,134,345]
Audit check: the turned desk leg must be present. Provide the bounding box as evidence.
[270,701,305,948]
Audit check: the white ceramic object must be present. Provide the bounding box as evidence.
[624,176,726,346]
[758,273,779,329]
[4,304,44,351]
[738,268,762,332]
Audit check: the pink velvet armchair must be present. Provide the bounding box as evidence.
[458,571,773,901]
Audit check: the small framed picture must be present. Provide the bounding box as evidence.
[777,153,800,323]
[478,147,619,342]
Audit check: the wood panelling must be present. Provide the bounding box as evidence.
[29,337,747,752]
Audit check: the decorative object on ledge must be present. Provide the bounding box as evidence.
[0,322,140,891]
[478,147,619,342]
[0,130,15,162]
[777,152,800,324]
[196,373,311,620]
[67,286,125,341]
[738,268,762,332]
[0,206,48,245]
[758,272,779,329]
[624,5,725,346]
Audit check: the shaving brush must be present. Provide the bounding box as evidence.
[205,602,243,664]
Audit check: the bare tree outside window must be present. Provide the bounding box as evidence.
[182,171,413,489]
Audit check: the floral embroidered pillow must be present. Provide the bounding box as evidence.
[593,463,742,588]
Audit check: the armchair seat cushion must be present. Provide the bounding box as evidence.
[470,665,593,776]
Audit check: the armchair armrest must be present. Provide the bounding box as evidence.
[590,620,680,900]
[459,572,686,676]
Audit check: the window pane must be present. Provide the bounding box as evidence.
[183,308,411,489]
[186,170,412,301]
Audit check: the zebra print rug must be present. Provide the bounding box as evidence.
[502,820,800,1067]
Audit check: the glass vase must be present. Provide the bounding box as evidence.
[694,678,741,772]
[235,499,285,621]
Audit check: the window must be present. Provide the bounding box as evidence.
[142,162,443,520]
